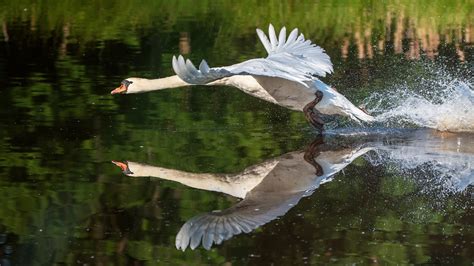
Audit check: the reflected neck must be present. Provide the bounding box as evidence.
[126,161,245,197]
[133,75,190,93]
[125,161,276,198]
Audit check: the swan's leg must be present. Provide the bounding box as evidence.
[303,91,324,132]
[358,105,370,115]
[304,137,324,176]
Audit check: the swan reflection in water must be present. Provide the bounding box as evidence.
[112,129,473,251]
[112,138,372,250]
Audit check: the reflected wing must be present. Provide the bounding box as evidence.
[175,193,302,250]
[172,24,333,87]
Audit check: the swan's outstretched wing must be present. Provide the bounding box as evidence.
[258,24,333,77]
[175,193,303,250]
[172,24,333,87]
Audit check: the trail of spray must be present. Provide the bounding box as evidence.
[359,130,474,193]
[365,64,474,132]
[366,144,474,193]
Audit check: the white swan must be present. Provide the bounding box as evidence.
[111,138,373,250]
[111,24,374,131]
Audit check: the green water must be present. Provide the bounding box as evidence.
[0,1,473,265]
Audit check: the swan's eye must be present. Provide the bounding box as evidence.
[121,80,134,88]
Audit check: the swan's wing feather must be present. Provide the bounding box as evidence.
[268,24,278,51]
[172,55,310,86]
[172,24,332,86]
[175,194,302,250]
[260,24,333,77]
[256,28,272,53]
[172,56,231,84]
[277,26,286,50]
[175,210,272,251]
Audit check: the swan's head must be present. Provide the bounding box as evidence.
[111,78,143,94]
[111,161,134,175]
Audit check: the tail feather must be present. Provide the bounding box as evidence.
[351,106,375,123]
[313,79,375,123]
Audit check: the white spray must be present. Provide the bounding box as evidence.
[364,64,474,132]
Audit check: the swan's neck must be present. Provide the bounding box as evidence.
[126,160,278,198]
[126,162,249,198]
[132,75,191,93]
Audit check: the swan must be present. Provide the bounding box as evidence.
[111,138,373,250]
[111,24,374,131]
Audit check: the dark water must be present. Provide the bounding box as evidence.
[0,1,473,265]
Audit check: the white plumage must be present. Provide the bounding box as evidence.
[172,24,374,124]
[113,24,374,127]
[172,24,333,86]
[113,141,372,250]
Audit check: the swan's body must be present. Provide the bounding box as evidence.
[112,139,372,250]
[112,25,374,128]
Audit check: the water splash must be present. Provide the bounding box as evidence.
[363,130,474,193]
[365,64,474,132]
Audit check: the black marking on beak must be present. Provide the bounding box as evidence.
[122,161,134,175]
[112,160,134,175]
[123,169,134,175]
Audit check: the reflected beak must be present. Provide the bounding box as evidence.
[111,84,127,94]
[111,161,134,175]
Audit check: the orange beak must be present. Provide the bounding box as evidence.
[112,161,128,171]
[111,161,134,175]
[111,84,127,94]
